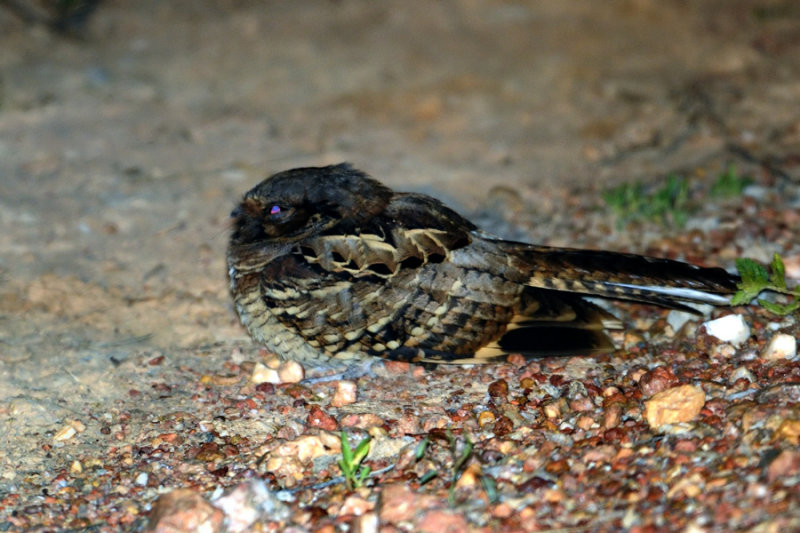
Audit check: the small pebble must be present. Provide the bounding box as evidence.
[251,362,281,384]
[576,415,596,430]
[262,351,282,369]
[760,332,797,360]
[454,463,482,489]
[542,398,566,419]
[767,449,800,483]
[712,343,738,359]
[477,411,496,428]
[728,366,756,384]
[264,433,342,482]
[351,512,379,533]
[623,330,647,350]
[148,488,224,533]
[277,360,305,383]
[666,310,694,334]
[704,314,750,346]
[53,423,79,442]
[776,419,800,445]
[666,472,703,498]
[229,346,246,363]
[339,490,374,516]
[213,480,290,531]
[331,380,357,407]
[379,483,439,524]
[644,385,705,429]
[417,509,469,533]
[307,405,338,431]
[639,366,679,397]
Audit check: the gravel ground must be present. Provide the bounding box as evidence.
[1,1,799,531]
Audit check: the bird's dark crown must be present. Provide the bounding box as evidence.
[230,163,393,245]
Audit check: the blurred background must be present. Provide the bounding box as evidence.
[4,2,798,195]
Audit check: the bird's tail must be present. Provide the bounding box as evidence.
[514,245,740,311]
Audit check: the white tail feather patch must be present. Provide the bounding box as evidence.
[610,283,732,305]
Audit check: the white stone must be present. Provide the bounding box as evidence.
[704,314,750,346]
[277,361,305,383]
[251,362,281,384]
[729,366,756,384]
[331,380,357,407]
[761,333,797,361]
[667,310,694,333]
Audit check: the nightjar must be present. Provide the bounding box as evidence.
[227,163,739,365]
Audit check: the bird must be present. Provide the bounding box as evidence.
[227,163,740,365]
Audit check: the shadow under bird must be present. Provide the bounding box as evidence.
[227,163,739,365]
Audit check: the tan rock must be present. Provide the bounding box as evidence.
[263,432,341,483]
[416,509,468,533]
[378,484,438,524]
[644,385,705,428]
[250,362,280,385]
[147,489,223,533]
[331,380,357,407]
[775,419,800,445]
[277,360,305,383]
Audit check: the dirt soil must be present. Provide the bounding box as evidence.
[1,1,800,531]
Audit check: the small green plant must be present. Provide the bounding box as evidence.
[481,475,499,504]
[415,432,498,503]
[414,436,430,460]
[732,253,799,315]
[710,165,753,197]
[415,437,438,485]
[603,174,690,228]
[338,431,371,490]
[419,469,437,484]
[447,432,474,505]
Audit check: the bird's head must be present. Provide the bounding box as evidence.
[229,163,392,253]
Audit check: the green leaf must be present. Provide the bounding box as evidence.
[419,470,437,484]
[357,466,372,484]
[481,475,499,504]
[353,437,370,463]
[340,431,354,465]
[732,257,769,305]
[758,299,800,316]
[452,436,473,475]
[769,253,787,290]
[338,431,372,489]
[733,254,799,316]
[447,434,475,506]
[414,437,430,461]
[736,257,769,284]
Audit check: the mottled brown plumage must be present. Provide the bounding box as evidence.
[227,163,739,365]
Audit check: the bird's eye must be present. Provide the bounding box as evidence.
[268,204,294,222]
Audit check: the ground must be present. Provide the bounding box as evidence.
[1,1,799,531]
